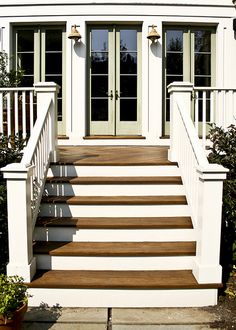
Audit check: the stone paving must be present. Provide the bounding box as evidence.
[22,307,223,329]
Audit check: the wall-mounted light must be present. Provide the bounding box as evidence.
[68,25,82,42]
[147,25,160,43]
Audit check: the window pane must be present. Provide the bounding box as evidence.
[166,53,183,75]
[91,99,108,121]
[91,52,108,74]
[195,77,211,87]
[46,30,62,51]
[17,53,34,74]
[166,30,183,51]
[21,76,34,87]
[91,76,108,97]
[120,99,137,121]
[120,76,137,97]
[195,54,211,75]
[46,53,62,74]
[120,52,137,74]
[91,29,108,52]
[18,30,34,52]
[120,30,137,51]
[195,30,211,52]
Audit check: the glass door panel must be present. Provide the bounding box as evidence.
[163,26,215,136]
[88,26,141,136]
[14,26,66,134]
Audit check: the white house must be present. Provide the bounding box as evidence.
[0,0,235,308]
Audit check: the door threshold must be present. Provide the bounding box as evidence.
[83,135,146,140]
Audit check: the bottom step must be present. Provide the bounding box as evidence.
[27,270,221,307]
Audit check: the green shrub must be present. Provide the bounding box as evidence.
[0,135,25,274]
[208,124,236,281]
[0,51,24,88]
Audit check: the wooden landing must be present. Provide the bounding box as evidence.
[36,216,193,229]
[56,146,175,166]
[33,241,196,256]
[27,270,222,289]
[41,195,187,205]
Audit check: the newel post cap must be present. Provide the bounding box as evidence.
[167,82,194,94]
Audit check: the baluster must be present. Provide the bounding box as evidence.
[0,92,3,133]
[210,91,214,123]
[14,91,19,135]
[195,91,199,134]
[30,91,34,133]
[202,91,206,148]
[7,92,11,136]
[22,91,26,139]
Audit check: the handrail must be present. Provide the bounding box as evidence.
[0,87,36,138]
[193,87,236,147]
[168,82,228,284]
[1,82,59,281]
[21,98,53,224]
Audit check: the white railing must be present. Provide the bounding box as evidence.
[193,87,236,147]
[1,82,59,282]
[168,82,228,285]
[0,87,36,138]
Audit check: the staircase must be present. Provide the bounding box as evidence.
[28,146,221,307]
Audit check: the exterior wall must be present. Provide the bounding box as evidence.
[0,0,235,145]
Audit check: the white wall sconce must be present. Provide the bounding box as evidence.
[68,25,82,42]
[147,25,161,43]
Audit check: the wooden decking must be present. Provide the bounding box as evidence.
[28,270,222,289]
[33,241,196,257]
[36,216,193,229]
[56,146,174,165]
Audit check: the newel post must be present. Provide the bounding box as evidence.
[167,82,194,162]
[193,164,228,283]
[34,82,60,162]
[2,164,36,281]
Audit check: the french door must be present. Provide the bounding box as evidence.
[13,26,66,134]
[88,26,142,136]
[163,26,216,135]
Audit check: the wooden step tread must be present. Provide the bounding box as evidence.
[36,216,193,229]
[41,195,187,205]
[46,176,182,185]
[33,241,196,256]
[27,269,222,289]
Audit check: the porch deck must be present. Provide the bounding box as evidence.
[57,145,173,166]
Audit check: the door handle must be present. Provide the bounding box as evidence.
[115,90,119,100]
[115,90,122,100]
[106,90,113,100]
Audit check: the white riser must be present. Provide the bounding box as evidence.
[48,165,180,177]
[44,183,185,196]
[35,255,194,271]
[39,204,191,218]
[28,288,217,307]
[34,228,195,242]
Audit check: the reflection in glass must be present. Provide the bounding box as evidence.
[46,30,62,51]
[195,77,211,87]
[120,99,137,121]
[91,30,108,52]
[120,76,137,97]
[91,99,108,121]
[166,53,183,75]
[166,30,183,51]
[91,53,108,74]
[18,30,34,52]
[91,76,108,97]
[195,31,211,52]
[195,54,211,75]
[17,53,34,74]
[120,52,137,74]
[46,53,62,74]
[120,30,137,51]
